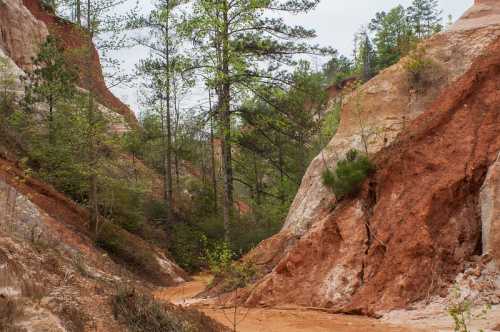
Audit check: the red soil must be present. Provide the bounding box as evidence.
[243,37,500,314]
[22,0,138,127]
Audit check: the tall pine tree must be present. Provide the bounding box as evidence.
[24,36,77,144]
[369,5,413,71]
[180,0,333,242]
[129,0,191,225]
[407,0,443,38]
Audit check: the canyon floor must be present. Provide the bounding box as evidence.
[154,275,500,332]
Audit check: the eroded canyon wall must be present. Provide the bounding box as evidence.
[244,1,500,314]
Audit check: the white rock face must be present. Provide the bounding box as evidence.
[282,1,500,236]
[0,0,131,134]
[0,48,27,95]
[0,0,48,68]
[481,155,500,266]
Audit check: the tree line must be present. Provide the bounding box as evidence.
[324,0,443,84]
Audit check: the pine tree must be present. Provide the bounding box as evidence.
[131,1,177,224]
[180,0,333,242]
[369,5,413,71]
[322,55,353,86]
[353,28,376,81]
[407,0,443,38]
[24,36,77,144]
[76,0,127,236]
[129,0,193,225]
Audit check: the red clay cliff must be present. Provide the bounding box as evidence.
[241,1,500,314]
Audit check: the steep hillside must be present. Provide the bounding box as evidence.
[0,0,137,129]
[0,155,196,330]
[0,2,230,330]
[241,0,500,314]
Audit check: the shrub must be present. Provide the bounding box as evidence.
[96,223,166,285]
[321,102,342,141]
[447,285,491,332]
[322,149,375,199]
[214,261,259,293]
[404,45,434,91]
[205,241,234,276]
[60,305,88,332]
[100,179,145,233]
[167,223,207,273]
[112,288,228,332]
[204,242,259,292]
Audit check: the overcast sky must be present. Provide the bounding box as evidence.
[110,0,473,115]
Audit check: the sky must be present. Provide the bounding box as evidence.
[109,0,473,116]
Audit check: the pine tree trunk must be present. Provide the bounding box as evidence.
[76,0,81,25]
[48,96,54,145]
[277,135,285,204]
[174,150,180,190]
[209,91,218,212]
[220,95,233,243]
[86,0,99,237]
[163,14,174,224]
[173,79,180,191]
[165,93,174,223]
[220,0,233,243]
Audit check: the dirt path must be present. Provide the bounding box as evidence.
[154,275,432,332]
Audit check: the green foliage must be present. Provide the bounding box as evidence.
[321,102,342,142]
[404,45,434,91]
[369,5,415,72]
[407,0,443,39]
[354,29,377,81]
[204,241,258,292]
[201,237,258,291]
[112,288,226,332]
[204,241,234,276]
[121,130,144,160]
[180,0,333,92]
[40,0,57,12]
[0,56,17,124]
[236,62,326,206]
[99,177,146,233]
[322,149,375,199]
[20,98,89,201]
[24,36,77,119]
[0,57,16,91]
[213,260,259,293]
[96,223,166,284]
[447,285,491,332]
[167,222,207,273]
[358,0,443,75]
[322,55,354,86]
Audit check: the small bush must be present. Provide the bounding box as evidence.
[96,223,165,285]
[322,149,375,199]
[112,288,228,332]
[205,242,259,292]
[447,285,491,332]
[205,241,234,276]
[321,102,342,141]
[214,261,259,293]
[167,223,207,272]
[100,181,145,234]
[404,46,434,91]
